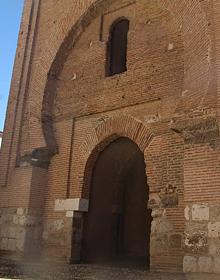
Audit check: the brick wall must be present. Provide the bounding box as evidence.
[1,0,220,273]
[0,132,3,148]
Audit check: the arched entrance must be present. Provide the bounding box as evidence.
[81,137,152,269]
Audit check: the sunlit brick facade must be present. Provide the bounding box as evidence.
[1,0,220,273]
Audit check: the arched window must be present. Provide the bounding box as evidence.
[107,18,129,76]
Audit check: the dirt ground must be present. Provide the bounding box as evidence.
[0,258,219,280]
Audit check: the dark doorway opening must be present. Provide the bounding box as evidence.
[81,137,152,269]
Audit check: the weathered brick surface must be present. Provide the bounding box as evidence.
[0,0,220,274]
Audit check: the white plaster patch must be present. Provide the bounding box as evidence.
[192,204,209,221]
[184,206,190,221]
[70,73,77,81]
[144,114,160,124]
[66,211,74,218]
[17,208,24,216]
[183,256,197,273]
[208,222,220,238]
[151,208,165,218]
[54,198,89,212]
[54,199,73,211]
[13,215,19,225]
[16,238,25,252]
[168,43,174,51]
[181,90,188,97]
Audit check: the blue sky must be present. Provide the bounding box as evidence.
[0,1,24,131]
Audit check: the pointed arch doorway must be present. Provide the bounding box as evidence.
[81,137,152,269]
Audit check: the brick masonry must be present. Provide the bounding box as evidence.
[0,0,220,274]
[0,132,3,148]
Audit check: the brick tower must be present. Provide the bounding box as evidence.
[1,0,220,273]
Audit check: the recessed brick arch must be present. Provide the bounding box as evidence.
[73,115,185,269]
[74,115,154,198]
[39,0,210,157]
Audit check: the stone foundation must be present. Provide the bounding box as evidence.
[0,208,43,257]
[184,203,220,273]
[41,199,88,261]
